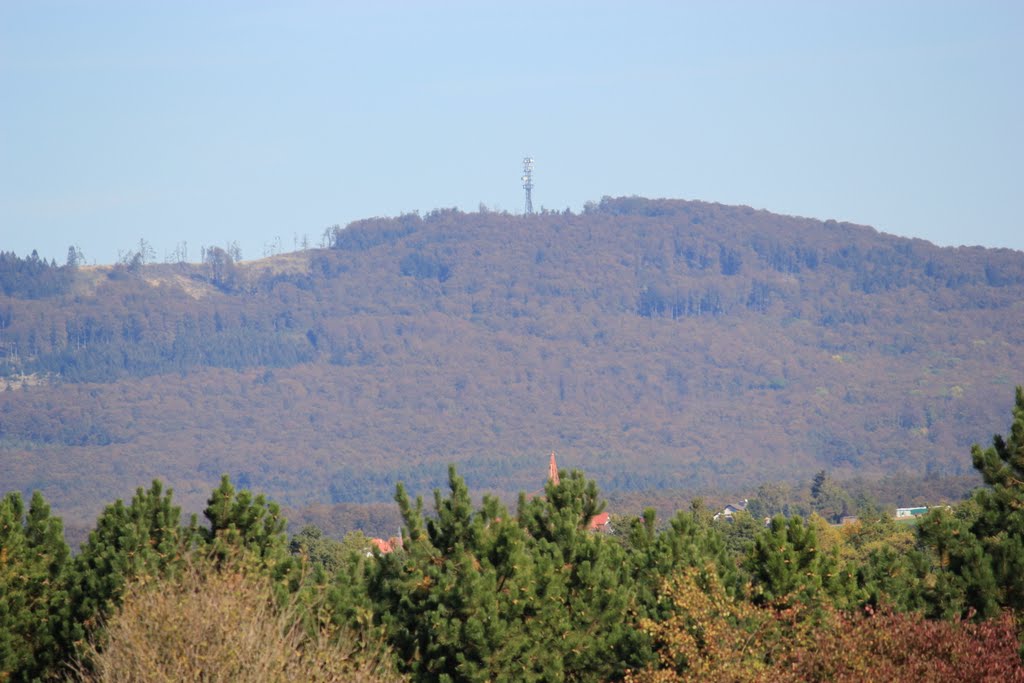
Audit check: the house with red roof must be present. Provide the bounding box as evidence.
[369,535,403,554]
[588,511,612,533]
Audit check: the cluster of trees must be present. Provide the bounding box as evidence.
[2,389,1024,681]
[0,476,400,681]
[0,251,73,299]
[739,469,882,524]
[0,270,319,382]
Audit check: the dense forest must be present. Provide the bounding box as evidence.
[2,389,1024,681]
[1,197,1023,537]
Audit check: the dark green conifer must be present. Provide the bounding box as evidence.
[748,515,857,609]
[967,385,1024,613]
[518,468,645,681]
[369,466,542,682]
[915,506,999,618]
[624,506,738,621]
[365,466,645,682]
[857,544,932,613]
[906,387,1024,620]
[0,491,71,681]
[203,475,287,554]
[60,481,195,666]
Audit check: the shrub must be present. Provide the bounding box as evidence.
[771,606,1024,683]
[628,568,1024,683]
[76,553,403,683]
[626,567,815,683]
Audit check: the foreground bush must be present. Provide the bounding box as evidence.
[773,606,1024,683]
[629,568,1024,682]
[626,567,817,683]
[77,554,403,683]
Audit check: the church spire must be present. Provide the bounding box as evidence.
[548,451,560,486]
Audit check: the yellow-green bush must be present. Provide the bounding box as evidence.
[76,554,403,683]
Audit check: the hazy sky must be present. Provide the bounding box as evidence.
[2,1,1022,265]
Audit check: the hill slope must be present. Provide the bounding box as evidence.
[1,197,1022,531]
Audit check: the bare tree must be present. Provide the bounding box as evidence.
[137,239,155,265]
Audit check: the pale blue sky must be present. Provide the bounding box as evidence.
[2,1,1022,265]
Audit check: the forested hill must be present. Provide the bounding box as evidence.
[2,196,1023,532]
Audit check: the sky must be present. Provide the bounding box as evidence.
[1,1,1022,265]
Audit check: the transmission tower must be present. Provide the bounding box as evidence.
[522,156,534,214]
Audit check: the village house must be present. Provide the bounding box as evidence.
[369,535,403,555]
[713,499,748,522]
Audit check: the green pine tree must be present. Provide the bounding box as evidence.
[717,510,765,567]
[364,466,646,682]
[915,505,999,618]
[748,515,858,610]
[967,385,1024,614]
[856,544,932,613]
[61,480,195,667]
[369,466,543,682]
[0,491,71,681]
[624,506,738,622]
[202,474,296,588]
[518,469,645,681]
[907,388,1024,620]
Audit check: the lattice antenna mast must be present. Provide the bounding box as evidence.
[522,156,534,214]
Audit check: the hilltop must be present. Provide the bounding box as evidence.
[1,196,1022,536]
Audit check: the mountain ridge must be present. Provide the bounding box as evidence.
[1,196,1021,536]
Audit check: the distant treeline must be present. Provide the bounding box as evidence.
[0,250,72,299]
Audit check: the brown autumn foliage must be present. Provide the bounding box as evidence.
[772,606,1024,683]
[626,568,817,683]
[627,569,1024,683]
[1,197,1022,533]
[76,554,404,683]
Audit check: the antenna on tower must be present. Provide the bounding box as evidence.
[521,156,534,215]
